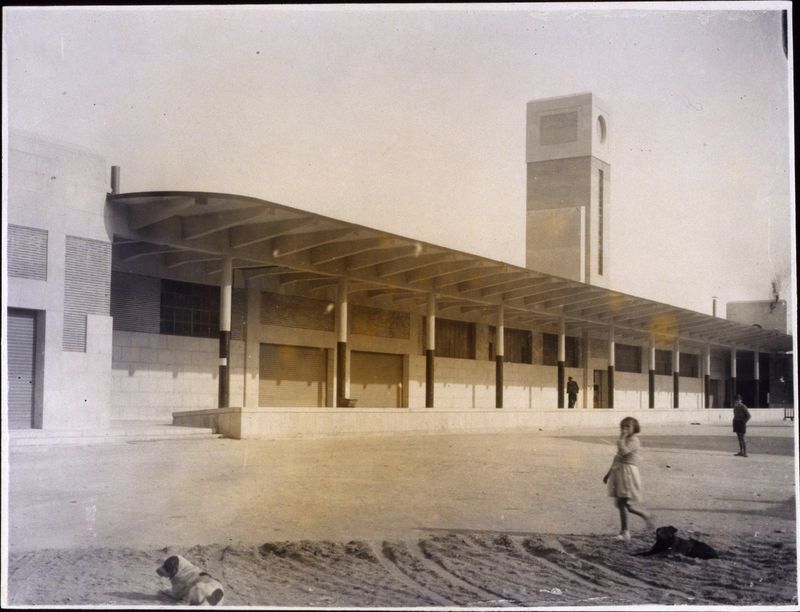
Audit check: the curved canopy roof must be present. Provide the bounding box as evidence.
[107,191,792,353]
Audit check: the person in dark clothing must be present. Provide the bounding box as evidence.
[567,376,579,409]
[733,394,751,457]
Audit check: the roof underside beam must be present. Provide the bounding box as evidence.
[182,206,271,240]
[377,252,452,278]
[108,193,793,353]
[229,216,318,248]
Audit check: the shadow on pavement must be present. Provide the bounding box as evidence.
[556,435,796,456]
[656,495,795,521]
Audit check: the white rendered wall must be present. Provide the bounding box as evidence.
[654,374,675,408]
[6,130,113,429]
[614,372,649,409]
[407,356,586,409]
[114,307,707,416]
[112,331,245,421]
[614,371,703,410]
[679,377,704,409]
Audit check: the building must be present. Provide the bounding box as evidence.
[725,300,793,408]
[5,95,795,438]
[526,93,611,288]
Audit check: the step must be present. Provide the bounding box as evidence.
[7,421,219,448]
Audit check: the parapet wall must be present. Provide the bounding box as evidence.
[173,406,790,440]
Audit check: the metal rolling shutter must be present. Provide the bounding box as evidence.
[8,309,36,429]
[259,344,327,407]
[351,351,403,408]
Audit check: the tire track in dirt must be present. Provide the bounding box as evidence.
[548,536,698,604]
[506,536,615,597]
[255,541,430,606]
[460,533,599,604]
[420,532,618,606]
[379,539,509,606]
[370,540,454,606]
[416,538,518,606]
[6,534,797,607]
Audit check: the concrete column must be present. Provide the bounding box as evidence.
[607,325,615,409]
[730,347,737,406]
[753,351,760,407]
[648,335,656,409]
[426,293,435,408]
[218,256,233,408]
[110,166,121,193]
[495,305,504,408]
[582,329,590,409]
[557,318,566,408]
[704,345,711,409]
[244,285,261,409]
[336,277,349,406]
[672,339,680,408]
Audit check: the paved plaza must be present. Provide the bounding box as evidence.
[7,422,797,552]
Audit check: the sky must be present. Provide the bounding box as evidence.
[2,3,795,317]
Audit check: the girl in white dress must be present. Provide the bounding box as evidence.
[603,417,655,541]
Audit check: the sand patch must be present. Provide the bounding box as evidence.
[8,530,796,607]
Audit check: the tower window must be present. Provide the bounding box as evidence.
[598,169,604,276]
[540,111,579,145]
[597,115,607,144]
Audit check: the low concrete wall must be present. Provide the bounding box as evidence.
[172,406,790,440]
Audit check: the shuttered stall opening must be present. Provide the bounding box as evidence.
[259,344,327,407]
[350,351,403,408]
[7,309,37,429]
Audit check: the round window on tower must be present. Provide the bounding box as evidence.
[597,115,607,144]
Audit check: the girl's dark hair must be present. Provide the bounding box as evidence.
[620,416,641,434]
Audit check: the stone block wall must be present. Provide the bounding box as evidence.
[111,331,245,421]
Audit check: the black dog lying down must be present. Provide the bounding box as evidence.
[636,526,719,559]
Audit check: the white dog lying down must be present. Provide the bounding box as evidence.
[156,554,225,606]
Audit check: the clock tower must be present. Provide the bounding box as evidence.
[526,93,610,287]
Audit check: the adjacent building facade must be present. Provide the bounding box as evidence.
[5,95,795,438]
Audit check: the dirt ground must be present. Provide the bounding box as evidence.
[4,422,798,608]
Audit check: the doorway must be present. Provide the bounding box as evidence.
[8,308,38,428]
[593,369,607,408]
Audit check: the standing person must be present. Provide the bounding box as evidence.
[566,376,579,408]
[733,394,751,457]
[603,416,655,541]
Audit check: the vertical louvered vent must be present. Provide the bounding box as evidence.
[8,225,48,280]
[63,236,111,352]
[110,271,160,333]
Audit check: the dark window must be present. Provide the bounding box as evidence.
[543,333,557,365]
[615,344,642,373]
[489,327,532,364]
[432,318,475,360]
[160,279,219,338]
[735,354,754,380]
[598,169,604,276]
[542,333,580,367]
[680,353,699,378]
[655,349,672,375]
